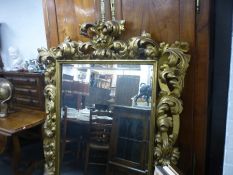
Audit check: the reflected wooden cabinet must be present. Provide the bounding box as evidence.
[0,71,45,111]
[108,105,150,175]
[115,75,140,106]
[62,80,89,109]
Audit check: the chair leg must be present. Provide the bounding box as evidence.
[84,145,90,175]
[105,163,110,175]
[81,138,86,164]
[76,137,82,168]
[60,140,66,164]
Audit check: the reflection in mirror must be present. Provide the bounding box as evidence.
[59,63,155,175]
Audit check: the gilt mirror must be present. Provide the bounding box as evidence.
[38,1,190,174]
[56,60,156,175]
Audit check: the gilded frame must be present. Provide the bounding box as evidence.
[38,19,190,175]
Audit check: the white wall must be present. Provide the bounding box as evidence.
[223,29,233,175]
[0,0,47,70]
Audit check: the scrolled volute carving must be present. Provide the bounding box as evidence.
[42,84,56,174]
[40,21,160,62]
[128,32,159,60]
[154,41,190,166]
[39,18,190,174]
[80,20,125,48]
[38,48,61,84]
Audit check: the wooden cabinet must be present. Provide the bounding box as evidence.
[85,87,111,107]
[115,75,140,106]
[1,72,45,111]
[108,105,150,175]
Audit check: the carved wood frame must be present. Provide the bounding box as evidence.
[38,19,190,175]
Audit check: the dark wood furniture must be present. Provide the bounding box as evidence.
[65,116,89,125]
[84,110,113,175]
[0,71,45,111]
[62,80,89,109]
[108,105,150,175]
[0,108,45,136]
[60,106,80,165]
[85,87,111,107]
[59,107,89,172]
[115,75,140,106]
[0,108,45,175]
[0,72,46,174]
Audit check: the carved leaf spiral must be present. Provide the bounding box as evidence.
[155,41,190,166]
[38,20,190,175]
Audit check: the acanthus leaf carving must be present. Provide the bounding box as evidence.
[154,41,190,166]
[39,20,190,174]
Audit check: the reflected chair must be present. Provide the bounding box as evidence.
[60,106,80,166]
[84,109,113,175]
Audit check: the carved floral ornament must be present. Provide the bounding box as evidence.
[38,18,190,175]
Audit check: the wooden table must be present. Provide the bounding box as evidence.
[0,108,45,175]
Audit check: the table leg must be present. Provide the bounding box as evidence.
[12,135,21,175]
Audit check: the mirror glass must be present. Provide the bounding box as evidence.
[59,62,155,175]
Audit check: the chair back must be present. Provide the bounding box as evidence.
[89,110,113,146]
